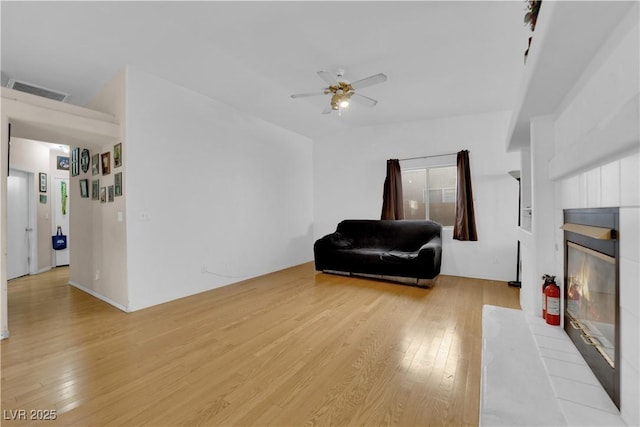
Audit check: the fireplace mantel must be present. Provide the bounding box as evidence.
[561,223,615,240]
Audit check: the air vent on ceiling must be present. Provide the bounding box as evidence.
[7,79,69,102]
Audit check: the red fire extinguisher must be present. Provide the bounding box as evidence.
[544,276,561,326]
[541,274,552,319]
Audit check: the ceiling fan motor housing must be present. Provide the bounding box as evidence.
[290,70,386,114]
[326,81,354,110]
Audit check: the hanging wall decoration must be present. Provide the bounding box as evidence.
[79,179,89,198]
[57,156,69,170]
[39,172,47,192]
[71,147,80,176]
[80,149,90,173]
[114,143,122,168]
[92,154,100,175]
[115,172,123,197]
[61,181,68,215]
[101,152,111,175]
[92,179,100,200]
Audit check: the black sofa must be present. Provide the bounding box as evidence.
[314,219,442,285]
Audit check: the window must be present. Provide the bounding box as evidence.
[402,165,457,226]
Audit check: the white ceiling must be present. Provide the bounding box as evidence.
[1,1,530,140]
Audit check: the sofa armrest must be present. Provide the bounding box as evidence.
[417,236,442,272]
[418,235,441,251]
[315,232,355,251]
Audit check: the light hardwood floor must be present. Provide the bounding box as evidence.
[2,263,519,426]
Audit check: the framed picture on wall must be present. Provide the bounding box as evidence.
[114,172,123,197]
[71,147,80,177]
[92,153,100,175]
[80,149,90,173]
[39,172,47,193]
[40,195,47,204]
[92,179,100,200]
[101,152,111,175]
[108,185,114,202]
[100,187,107,203]
[79,179,89,198]
[57,156,70,170]
[114,143,122,168]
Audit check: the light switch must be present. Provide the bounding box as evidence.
[117,211,123,222]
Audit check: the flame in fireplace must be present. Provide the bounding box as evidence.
[579,257,591,303]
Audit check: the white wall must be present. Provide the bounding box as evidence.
[124,66,314,311]
[71,70,129,309]
[313,111,520,281]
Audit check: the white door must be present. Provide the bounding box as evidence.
[7,169,32,279]
[52,177,70,266]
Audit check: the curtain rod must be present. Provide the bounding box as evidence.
[398,151,462,161]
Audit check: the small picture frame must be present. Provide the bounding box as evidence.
[114,172,123,197]
[108,185,115,202]
[92,179,100,200]
[100,187,107,203]
[114,143,122,168]
[40,194,47,204]
[39,172,47,193]
[80,149,90,173]
[101,152,111,176]
[92,154,100,175]
[71,147,80,177]
[79,179,89,198]
[57,156,69,170]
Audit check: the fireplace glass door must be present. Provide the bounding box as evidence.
[566,241,616,367]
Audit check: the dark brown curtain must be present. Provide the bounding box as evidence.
[453,150,478,241]
[380,159,404,220]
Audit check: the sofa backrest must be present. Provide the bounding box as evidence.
[335,219,441,251]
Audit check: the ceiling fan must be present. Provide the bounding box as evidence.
[290,69,387,115]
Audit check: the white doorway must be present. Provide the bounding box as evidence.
[7,169,35,280]
[52,177,70,267]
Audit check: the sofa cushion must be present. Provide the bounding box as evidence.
[380,250,419,262]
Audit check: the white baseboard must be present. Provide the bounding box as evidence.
[68,281,129,312]
[1,330,9,340]
[35,266,52,275]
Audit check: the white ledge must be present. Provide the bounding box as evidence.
[549,94,639,181]
[481,305,626,426]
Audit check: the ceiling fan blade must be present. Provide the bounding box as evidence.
[350,73,387,90]
[317,71,337,86]
[291,91,325,98]
[351,93,378,107]
[321,102,333,114]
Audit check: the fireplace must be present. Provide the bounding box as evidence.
[563,208,619,408]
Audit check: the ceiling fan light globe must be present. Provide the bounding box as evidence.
[339,100,350,108]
